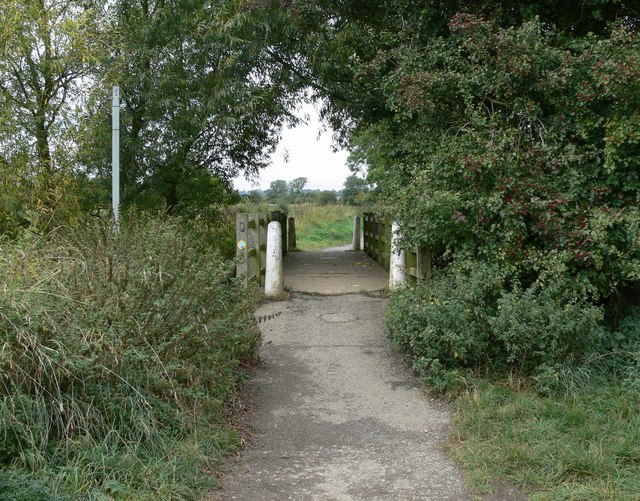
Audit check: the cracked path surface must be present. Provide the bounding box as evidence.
[214,249,474,500]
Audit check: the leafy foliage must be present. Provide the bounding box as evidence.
[0,0,103,174]
[266,179,290,201]
[387,259,605,392]
[387,19,640,306]
[317,190,338,205]
[0,0,309,233]
[0,0,106,231]
[82,0,304,214]
[298,1,640,381]
[288,177,309,199]
[341,175,370,205]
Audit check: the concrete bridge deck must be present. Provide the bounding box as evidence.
[283,246,388,294]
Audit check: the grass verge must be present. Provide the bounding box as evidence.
[449,376,640,500]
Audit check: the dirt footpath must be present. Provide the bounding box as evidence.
[213,250,474,500]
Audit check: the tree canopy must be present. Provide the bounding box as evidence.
[1,0,309,232]
[341,174,370,205]
[292,0,640,303]
[279,0,640,388]
[0,0,106,230]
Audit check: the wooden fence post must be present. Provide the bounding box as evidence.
[416,245,431,283]
[288,217,297,251]
[382,218,391,270]
[236,213,249,285]
[374,217,381,262]
[363,213,370,256]
[247,214,260,284]
[280,211,287,256]
[259,214,268,286]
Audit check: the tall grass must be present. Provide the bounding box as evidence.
[0,214,260,499]
[289,204,360,251]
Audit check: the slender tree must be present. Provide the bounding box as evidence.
[0,0,103,177]
[266,179,289,201]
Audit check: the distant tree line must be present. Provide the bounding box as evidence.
[243,174,372,206]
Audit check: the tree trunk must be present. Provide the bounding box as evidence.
[165,176,179,215]
[35,109,52,175]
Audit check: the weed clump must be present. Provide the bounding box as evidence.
[0,214,260,498]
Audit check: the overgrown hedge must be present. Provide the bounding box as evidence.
[388,257,640,394]
[0,214,260,499]
[359,17,640,391]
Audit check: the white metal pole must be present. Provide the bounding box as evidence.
[112,86,120,230]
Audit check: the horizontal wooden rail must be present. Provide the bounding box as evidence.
[236,210,287,286]
[363,212,432,282]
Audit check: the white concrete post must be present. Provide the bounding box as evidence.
[265,221,284,298]
[352,215,361,251]
[389,221,407,289]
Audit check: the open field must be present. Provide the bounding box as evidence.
[290,204,361,251]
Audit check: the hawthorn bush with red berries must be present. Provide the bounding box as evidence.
[390,18,640,291]
[369,16,640,387]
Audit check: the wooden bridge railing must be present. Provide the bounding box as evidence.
[363,212,431,282]
[363,213,391,271]
[236,210,287,286]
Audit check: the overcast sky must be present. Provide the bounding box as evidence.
[232,102,350,192]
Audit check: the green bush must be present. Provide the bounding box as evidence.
[492,282,604,374]
[387,259,604,392]
[592,307,640,394]
[387,261,501,392]
[345,14,640,386]
[0,213,260,498]
[317,191,338,205]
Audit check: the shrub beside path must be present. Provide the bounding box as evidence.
[213,248,481,500]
